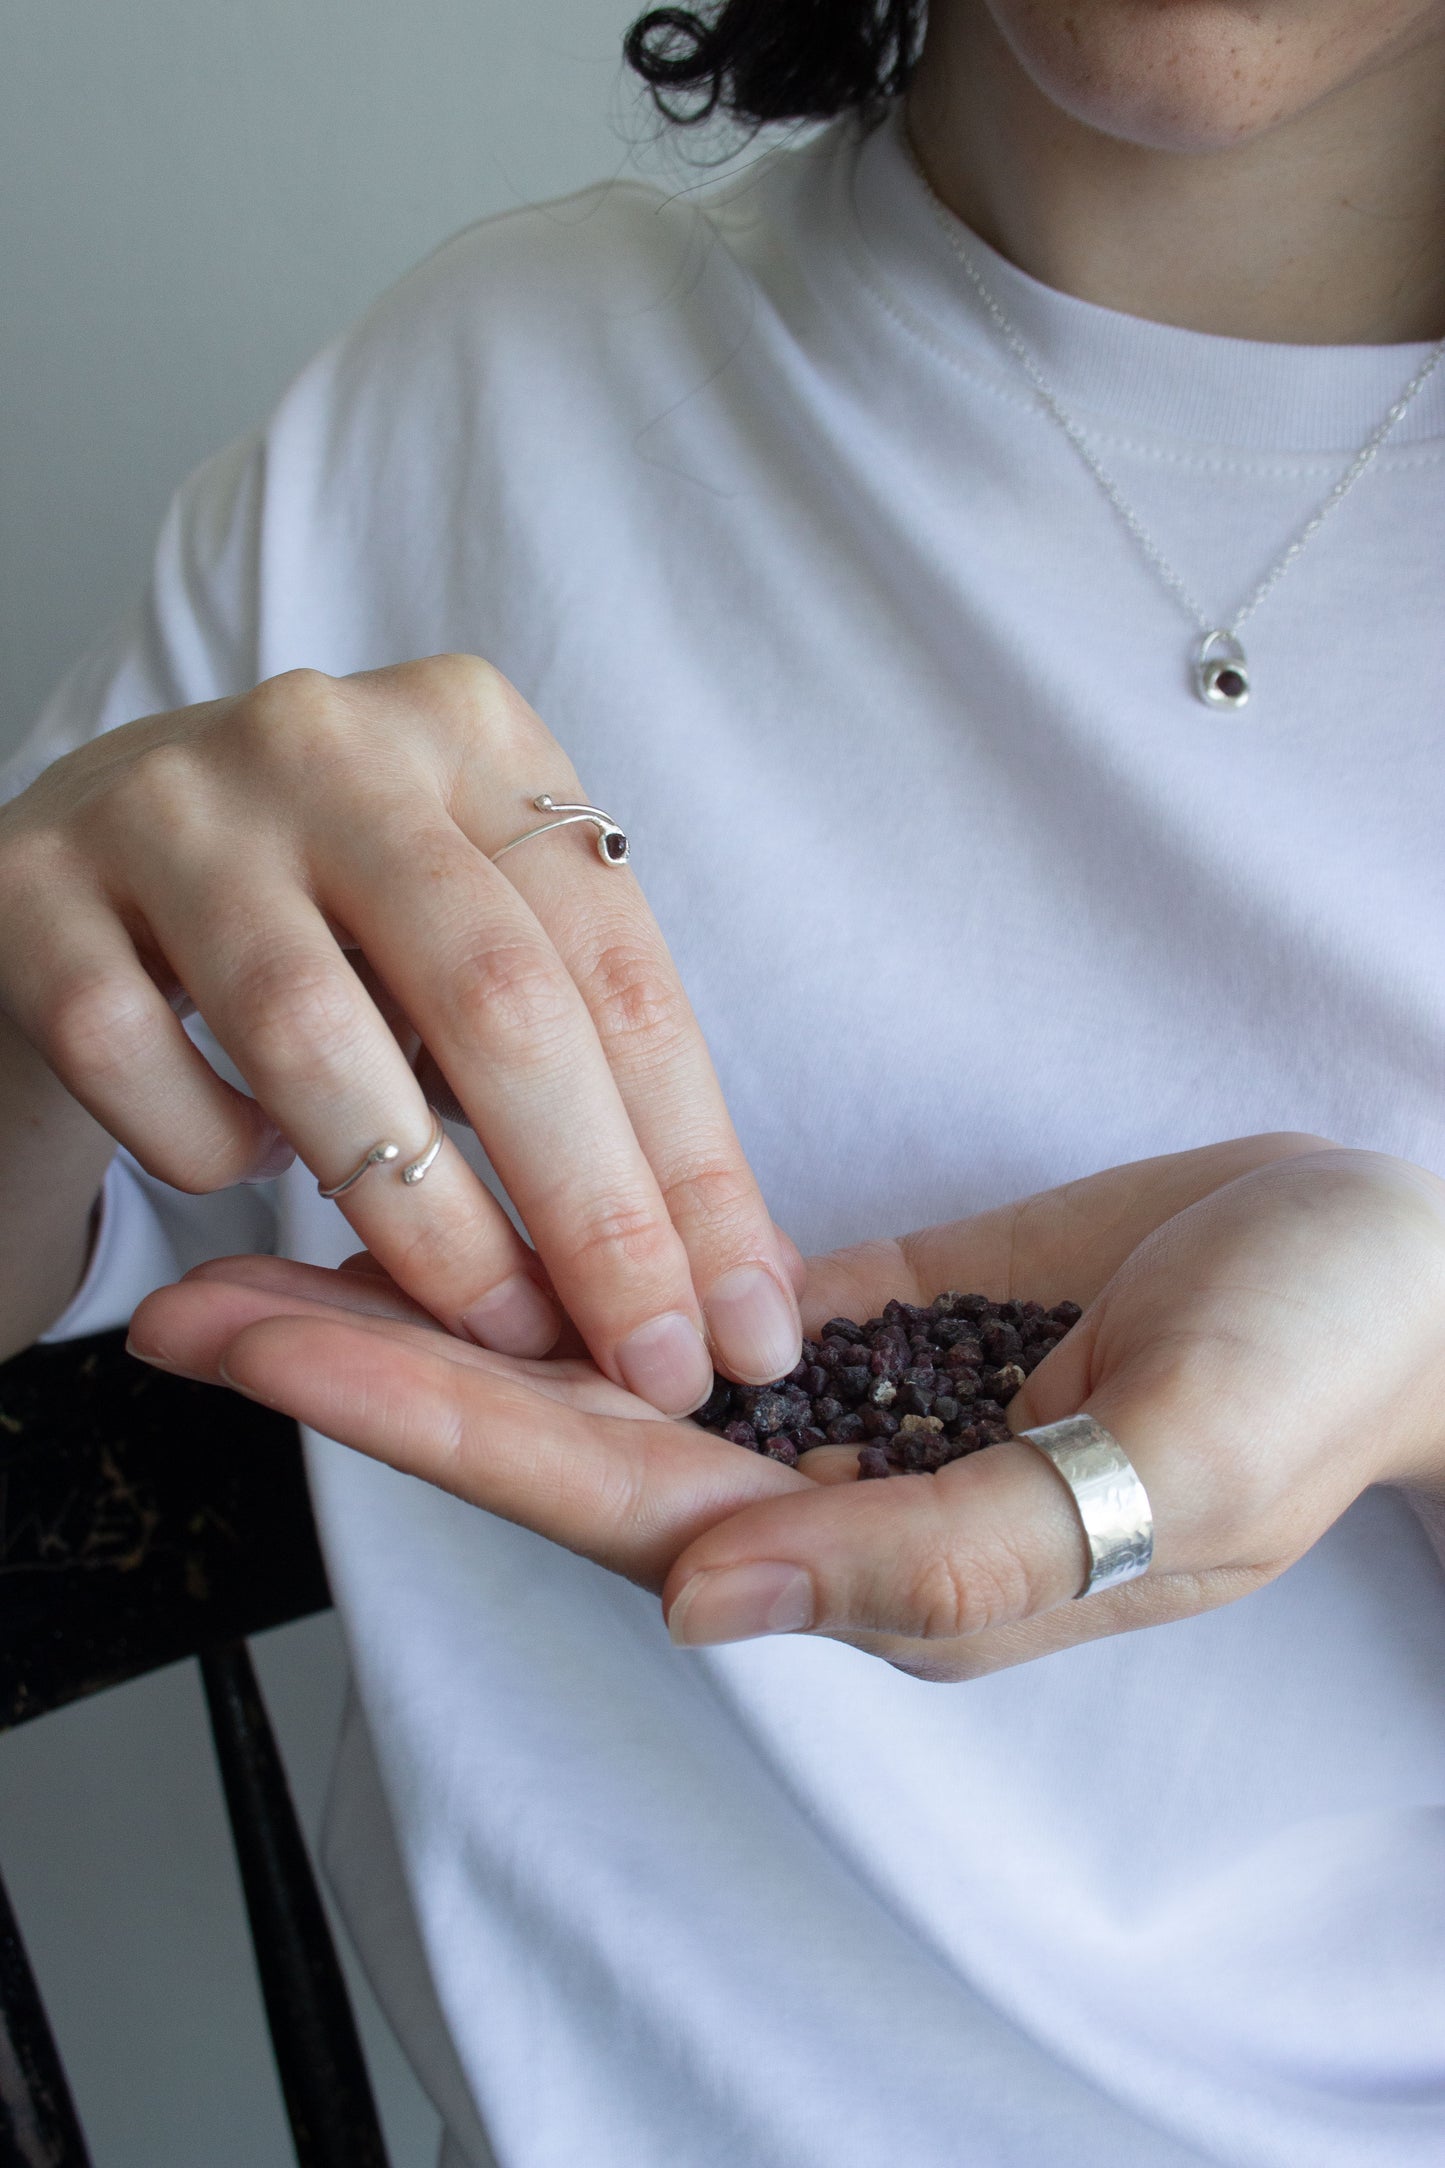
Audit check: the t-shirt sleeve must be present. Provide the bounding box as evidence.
[2,430,284,1342]
[37,1148,280,1344]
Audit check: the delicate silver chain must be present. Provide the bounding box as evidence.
[907,142,1445,640]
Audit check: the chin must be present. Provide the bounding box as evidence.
[983,0,1422,152]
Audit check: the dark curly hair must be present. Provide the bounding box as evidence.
[623,1,927,129]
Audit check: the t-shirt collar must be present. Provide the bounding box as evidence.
[841,99,1445,452]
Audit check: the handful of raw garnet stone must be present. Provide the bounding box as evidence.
[693,1292,1083,1480]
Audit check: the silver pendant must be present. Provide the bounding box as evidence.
[1195,629,1250,709]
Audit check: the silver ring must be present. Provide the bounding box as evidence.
[1017,1415,1154,1598]
[489,793,630,869]
[318,1107,445,1200]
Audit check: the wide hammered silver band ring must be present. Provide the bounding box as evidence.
[1018,1415,1154,1598]
[490,793,630,869]
[318,1107,446,1200]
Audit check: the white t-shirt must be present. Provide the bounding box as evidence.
[9,102,1445,2168]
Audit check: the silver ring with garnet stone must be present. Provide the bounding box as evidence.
[489,793,631,868]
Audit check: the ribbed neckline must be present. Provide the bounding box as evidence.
[838,101,1445,454]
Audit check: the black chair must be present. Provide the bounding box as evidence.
[0,1328,391,2168]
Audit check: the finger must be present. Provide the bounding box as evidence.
[131,1273,636,1428]
[482,813,802,1384]
[328,1240,596,1361]
[130,1269,437,1381]
[337,1247,406,1282]
[134,1267,642,1412]
[6,888,288,1188]
[320,814,718,1413]
[772,1223,808,1299]
[213,1313,804,1589]
[182,1253,442,1326]
[146,872,563,1356]
[662,1438,1092,1647]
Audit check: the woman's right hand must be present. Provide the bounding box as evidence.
[0,654,803,1411]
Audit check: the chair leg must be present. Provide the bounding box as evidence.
[0,1861,92,2167]
[199,1642,390,2168]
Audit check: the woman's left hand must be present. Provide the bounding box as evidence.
[127,1133,1445,1680]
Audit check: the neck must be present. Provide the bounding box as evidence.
[905,7,1445,344]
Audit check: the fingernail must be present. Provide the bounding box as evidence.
[125,1334,173,1370]
[241,1131,297,1184]
[125,1336,205,1383]
[704,1265,801,1385]
[667,1563,814,1647]
[615,1311,714,1416]
[462,1273,561,1358]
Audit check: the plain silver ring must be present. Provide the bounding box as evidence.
[318,1108,445,1201]
[489,793,630,869]
[1017,1415,1154,1598]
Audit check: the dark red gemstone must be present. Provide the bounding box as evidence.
[1215,668,1246,701]
[604,831,628,860]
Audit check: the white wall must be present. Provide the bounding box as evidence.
[0,4,742,2160]
[1,0,712,759]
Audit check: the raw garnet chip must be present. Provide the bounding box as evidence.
[691,1290,1083,1478]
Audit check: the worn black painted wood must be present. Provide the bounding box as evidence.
[0,1864,91,2168]
[202,1642,389,2168]
[0,1329,390,2167]
[0,1331,330,1729]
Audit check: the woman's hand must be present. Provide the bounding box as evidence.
[671,1137,1445,1677]
[0,656,803,1408]
[130,1130,1445,1679]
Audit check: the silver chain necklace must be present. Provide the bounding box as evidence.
[905,138,1445,709]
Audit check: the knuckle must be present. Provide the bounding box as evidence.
[42,969,158,1083]
[406,654,581,807]
[101,740,209,837]
[659,1157,759,1239]
[236,669,348,762]
[409,651,502,704]
[444,939,576,1052]
[0,823,65,913]
[565,1193,679,1282]
[901,1552,980,1641]
[376,1203,474,1290]
[581,940,689,1056]
[149,1134,268,1197]
[230,949,360,1076]
[904,1529,1035,1641]
[429,654,560,768]
[412,653,528,749]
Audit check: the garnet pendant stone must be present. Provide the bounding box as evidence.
[1194,629,1251,710]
